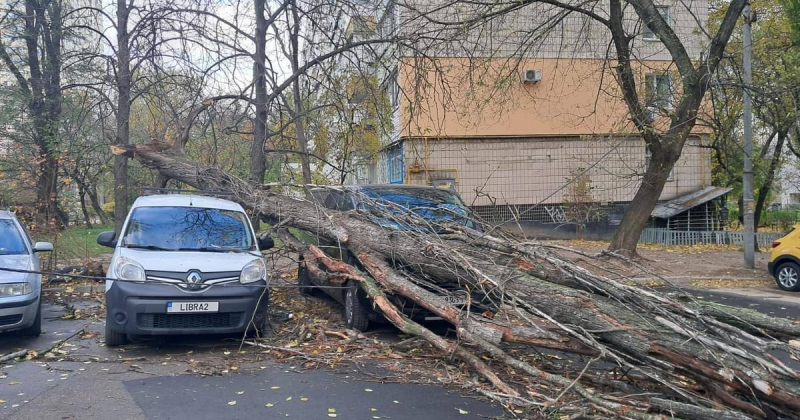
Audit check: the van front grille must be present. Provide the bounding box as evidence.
[138,313,242,329]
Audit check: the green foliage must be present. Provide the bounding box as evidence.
[710,0,800,223]
[760,208,799,231]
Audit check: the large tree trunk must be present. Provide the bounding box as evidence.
[116,144,800,419]
[609,145,678,253]
[20,0,64,229]
[114,0,132,236]
[250,0,269,229]
[289,0,312,185]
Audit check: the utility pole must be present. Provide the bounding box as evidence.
[742,2,755,269]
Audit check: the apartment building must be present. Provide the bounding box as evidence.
[352,0,727,238]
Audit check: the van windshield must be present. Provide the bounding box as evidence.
[0,219,28,255]
[122,207,254,251]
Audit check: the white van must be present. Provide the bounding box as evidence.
[97,193,273,346]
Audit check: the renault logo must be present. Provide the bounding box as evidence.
[186,271,203,290]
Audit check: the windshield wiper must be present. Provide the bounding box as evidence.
[126,244,173,251]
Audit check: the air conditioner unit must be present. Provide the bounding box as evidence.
[522,69,542,83]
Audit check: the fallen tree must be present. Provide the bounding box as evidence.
[115,144,800,419]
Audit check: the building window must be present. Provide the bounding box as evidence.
[643,6,670,40]
[645,73,672,111]
[385,143,404,184]
[386,70,400,109]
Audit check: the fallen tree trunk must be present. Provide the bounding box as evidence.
[117,145,800,419]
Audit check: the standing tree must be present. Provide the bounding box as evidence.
[0,0,65,228]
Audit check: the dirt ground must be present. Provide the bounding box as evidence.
[544,240,774,289]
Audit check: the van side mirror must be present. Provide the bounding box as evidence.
[97,231,117,248]
[258,235,274,250]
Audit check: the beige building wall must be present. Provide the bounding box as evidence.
[402,135,711,207]
[397,57,712,138]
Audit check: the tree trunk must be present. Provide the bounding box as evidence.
[114,0,132,236]
[250,0,269,229]
[606,0,746,254]
[87,185,109,225]
[78,185,92,228]
[289,0,312,185]
[609,145,677,254]
[754,132,786,230]
[19,0,63,230]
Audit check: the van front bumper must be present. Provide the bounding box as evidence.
[106,280,269,336]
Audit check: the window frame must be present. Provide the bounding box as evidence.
[645,72,673,112]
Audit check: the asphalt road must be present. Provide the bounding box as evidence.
[1,284,799,420]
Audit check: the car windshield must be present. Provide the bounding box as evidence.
[122,206,254,251]
[0,219,28,255]
[360,187,475,228]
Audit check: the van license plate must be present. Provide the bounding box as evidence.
[167,301,219,313]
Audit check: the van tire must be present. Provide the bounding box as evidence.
[775,261,800,292]
[343,281,369,332]
[105,319,127,346]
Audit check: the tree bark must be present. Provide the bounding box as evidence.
[114,0,132,236]
[250,0,269,229]
[289,0,312,185]
[609,144,678,253]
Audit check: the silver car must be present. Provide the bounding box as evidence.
[0,210,53,336]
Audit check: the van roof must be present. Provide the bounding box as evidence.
[132,194,245,212]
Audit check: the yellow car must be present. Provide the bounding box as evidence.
[768,226,800,291]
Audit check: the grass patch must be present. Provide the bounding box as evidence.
[39,224,114,260]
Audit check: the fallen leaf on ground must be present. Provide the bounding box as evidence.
[227,401,236,406]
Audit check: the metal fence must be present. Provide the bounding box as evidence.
[639,228,783,248]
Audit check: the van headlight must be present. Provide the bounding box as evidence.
[115,257,145,282]
[240,259,266,284]
[0,283,32,297]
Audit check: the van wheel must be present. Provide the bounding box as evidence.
[20,297,42,336]
[343,281,369,331]
[297,263,315,296]
[105,318,127,346]
[775,262,800,291]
